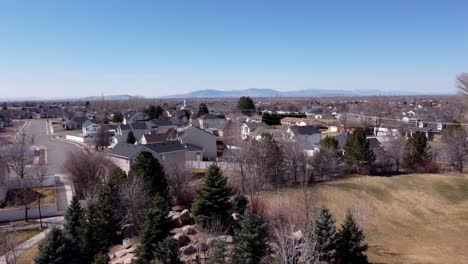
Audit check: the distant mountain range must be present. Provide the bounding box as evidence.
[161,88,427,98]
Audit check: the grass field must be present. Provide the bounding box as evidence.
[16,243,38,264]
[2,187,56,209]
[0,228,42,256]
[260,173,468,264]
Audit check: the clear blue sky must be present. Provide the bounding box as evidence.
[0,0,467,98]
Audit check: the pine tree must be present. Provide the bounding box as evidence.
[129,151,169,198]
[153,237,181,264]
[206,240,227,264]
[198,103,209,116]
[237,96,256,116]
[191,164,231,227]
[144,105,164,119]
[35,228,74,264]
[406,131,429,166]
[64,196,83,240]
[321,135,340,150]
[126,131,136,144]
[337,211,369,264]
[230,193,249,215]
[344,127,375,172]
[78,183,121,262]
[232,211,269,264]
[314,208,338,263]
[135,195,172,264]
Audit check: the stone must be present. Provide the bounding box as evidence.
[292,230,303,241]
[174,233,191,246]
[182,225,197,235]
[115,250,126,258]
[179,209,191,225]
[180,244,197,256]
[123,253,134,264]
[216,235,233,244]
[122,238,132,249]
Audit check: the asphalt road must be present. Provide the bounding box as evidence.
[24,120,82,175]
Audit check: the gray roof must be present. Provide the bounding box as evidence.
[144,141,186,153]
[68,116,88,125]
[198,113,221,120]
[148,119,174,127]
[243,122,269,130]
[130,122,148,130]
[290,126,320,135]
[177,126,216,139]
[109,143,144,159]
[185,144,203,151]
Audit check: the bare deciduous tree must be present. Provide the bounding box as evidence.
[119,176,150,235]
[7,131,31,179]
[280,140,308,184]
[457,72,468,95]
[164,161,192,204]
[34,161,48,228]
[384,135,407,173]
[0,230,19,264]
[94,127,112,150]
[64,150,112,199]
[441,128,468,173]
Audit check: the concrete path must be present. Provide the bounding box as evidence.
[0,216,64,264]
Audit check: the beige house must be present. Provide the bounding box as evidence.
[107,141,186,174]
[177,126,217,161]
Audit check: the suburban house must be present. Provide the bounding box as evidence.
[146,119,178,130]
[82,120,100,137]
[114,122,153,145]
[280,117,316,127]
[66,116,90,130]
[283,125,322,148]
[139,128,177,144]
[176,126,217,160]
[241,122,270,140]
[123,111,149,125]
[405,121,446,141]
[169,110,190,126]
[107,141,186,173]
[204,119,239,138]
[195,113,226,130]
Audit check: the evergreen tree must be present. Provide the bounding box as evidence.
[64,196,83,240]
[192,164,231,227]
[198,103,209,116]
[344,128,375,172]
[206,240,227,264]
[230,193,249,215]
[79,182,121,262]
[35,228,74,264]
[153,237,181,264]
[337,211,369,264]
[237,96,256,116]
[321,135,340,150]
[232,211,269,264]
[314,208,339,263]
[135,195,172,264]
[129,151,169,198]
[112,112,124,123]
[144,105,164,119]
[406,131,429,166]
[126,131,136,144]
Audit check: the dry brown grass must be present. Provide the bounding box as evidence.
[260,173,468,264]
[0,228,42,256]
[2,187,56,209]
[16,243,38,264]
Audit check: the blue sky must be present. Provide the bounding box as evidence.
[0,0,467,98]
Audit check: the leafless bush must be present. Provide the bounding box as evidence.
[272,218,301,264]
[119,176,150,235]
[164,161,193,205]
[7,131,31,178]
[0,230,19,264]
[64,150,113,199]
[383,135,407,173]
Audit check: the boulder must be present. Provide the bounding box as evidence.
[172,205,186,212]
[292,230,303,241]
[216,235,234,244]
[115,250,126,258]
[122,238,132,249]
[179,209,191,225]
[174,233,191,246]
[182,225,197,235]
[180,244,197,256]
[122,253,134,264]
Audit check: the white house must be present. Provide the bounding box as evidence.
[283,126,322,149]
[82,120,100,136]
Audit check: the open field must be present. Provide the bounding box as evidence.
[260,174,468,264]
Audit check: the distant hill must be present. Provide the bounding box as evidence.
[79,94,140,101]
[162,88,425,98]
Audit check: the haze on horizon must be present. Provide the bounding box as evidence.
[0,0,467,99]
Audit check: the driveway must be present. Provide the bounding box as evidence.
[24,120,82,175]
